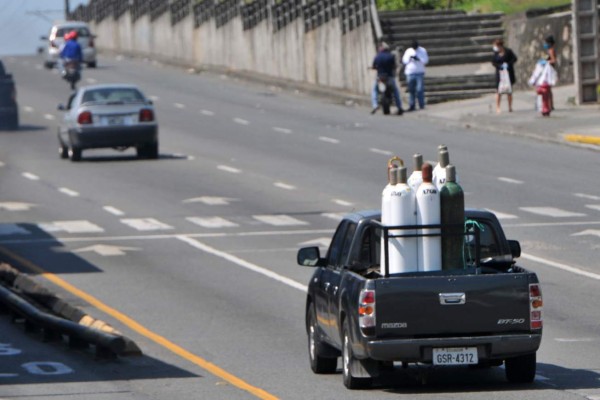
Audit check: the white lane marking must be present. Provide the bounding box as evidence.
[59,187,79,197]
[521,252,600,281]
[0,224,31,235]
[120,218,173,231]
[554,338,596,342]
[73,244,139,256]
[253,215,309,226]
[575,193,600,201]
[44,114,55,121]
[0,161,5,167]
[333,199,353,207]
[149,95,160,102]
[23,106,34,113]
[103,206,125,216]
[174,103,186,109]
[217,165,241,174]
[273,127,292,134]
[572,229,600,238]
[321,212,347,221]
[233,118,249,125]
[484,208,518,220]
[274,182,296,190]
[319,136,340,144]
[176,235,307,292]
[201,109,214,116]
[519,207,586,218]
[183,196,239,205]
[586,204,600,212]
[370,148,393,156]
[298,238,331,248]
[187,216,239,228]
[0,202,36,211]
[498,177,524,184]
[39,220,104,234]
[22,172,40,181]
[86,78,97,84]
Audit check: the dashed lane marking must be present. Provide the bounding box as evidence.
[370,148,393,156]
[575,193,600,201]
[120,218,173,231]
[572,229,600,238]
[44,114,55,121]
[273,127,292,134]
[103,206,125,216]
[22,172,40,181]
[217,165,242,174]
[586,205,600,212]
[521,252,600,281]
[183,196,238,205]
[58,187,79,197]
[484,209,518,220]
[174,103,186,109]
[273,182,296,190]
[554,338,596,342]
[187,217,239,228]
[149,95,159,102]
[23,106,34,113]
[253,215,309,226]
[201,109,215,116]
[0,202,36,211]
[319,136,340,144]
[332,199,353,207]
[321,212,346,221]
[38,220,104,234]
[0,246,278,400]
[519,207,586,218]
[497,177,524,184]
[233,118,250,125]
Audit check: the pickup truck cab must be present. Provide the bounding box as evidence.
[298,209,542,389]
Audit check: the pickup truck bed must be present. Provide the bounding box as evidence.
[298,209,542,389]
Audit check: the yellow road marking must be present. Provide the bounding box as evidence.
[564,134,600,145]
[0,246,278,400]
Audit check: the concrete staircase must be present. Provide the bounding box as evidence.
[378,9,503,104]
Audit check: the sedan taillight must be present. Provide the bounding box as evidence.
[139,109,154,122]
[77,111,93,125]
[50,40,58,48]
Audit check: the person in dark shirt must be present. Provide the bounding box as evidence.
[491,38,517,113]
[371,42,403,115]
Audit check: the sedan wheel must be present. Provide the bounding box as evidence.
[59,144,69,159]
[69,146,82,162]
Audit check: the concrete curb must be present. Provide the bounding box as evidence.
[0,263,141,356]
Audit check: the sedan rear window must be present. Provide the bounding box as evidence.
[82,88,145,105]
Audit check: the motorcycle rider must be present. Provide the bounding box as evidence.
[59,30,82,72]
[371,42,403,115]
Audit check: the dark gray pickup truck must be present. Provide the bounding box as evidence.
[297,209,543,389]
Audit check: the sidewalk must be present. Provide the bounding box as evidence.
[414,83,600,149]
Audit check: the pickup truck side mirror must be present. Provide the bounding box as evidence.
[508,240,521,259]
[297,247,325,267]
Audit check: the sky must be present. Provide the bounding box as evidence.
[0,0,88,57]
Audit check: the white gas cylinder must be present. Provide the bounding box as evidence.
[388,167,418,274]
[381,165,400,276]
[407,153,423,192]
[416,163,442,272]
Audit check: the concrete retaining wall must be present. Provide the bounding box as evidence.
[88,6,376,95]
[505,11,573,90]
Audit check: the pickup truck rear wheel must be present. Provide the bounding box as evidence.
[505,353,536,383]
[342,321,372,389]
[307,307,337,374]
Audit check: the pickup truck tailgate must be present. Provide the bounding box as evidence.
[375,273,531,337]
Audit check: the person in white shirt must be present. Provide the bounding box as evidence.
[402,40,429,111]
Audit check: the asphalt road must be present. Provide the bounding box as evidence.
[0,54,599,400]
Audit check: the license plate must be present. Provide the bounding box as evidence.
[432,347,478,365]
[101,116,126,126]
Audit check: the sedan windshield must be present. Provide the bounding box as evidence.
[81,88,145,105]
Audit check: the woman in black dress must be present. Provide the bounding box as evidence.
[492,39,518,113]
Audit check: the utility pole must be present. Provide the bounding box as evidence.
[65,0,70,19]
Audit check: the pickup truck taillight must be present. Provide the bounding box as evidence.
[358,289,376,336]
[529,284,543,330]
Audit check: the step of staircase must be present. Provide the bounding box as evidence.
[379,11,503,25]
[382,19,502,35]
[399,71,497,104]
[378,9,466,18]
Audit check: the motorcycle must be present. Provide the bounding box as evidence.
[375,74,394,115]
[61,59,81,90]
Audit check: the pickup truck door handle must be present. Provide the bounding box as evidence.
[439,293,466,305]
[332,286,338,295]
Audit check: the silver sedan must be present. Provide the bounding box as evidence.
[57,84,158,161]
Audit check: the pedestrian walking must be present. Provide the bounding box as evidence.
[528,35,558,117]
[402,40,429,111]
[491,39,517,114]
